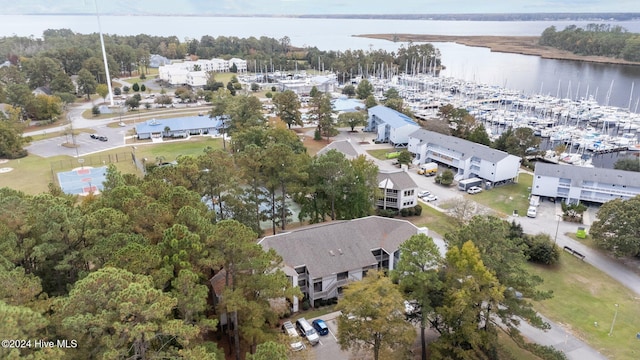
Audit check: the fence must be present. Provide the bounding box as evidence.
[50,152,140,184]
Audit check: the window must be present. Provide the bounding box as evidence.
[337,271,348,281]
[313,279,322,292]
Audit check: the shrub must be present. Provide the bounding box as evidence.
[438,169,454,186]
[413,204,423,216]
[376,208,397,218]
[561,201,587,223]
[301,298,310,311]
[524,234,560,265]
[400,207,415,217]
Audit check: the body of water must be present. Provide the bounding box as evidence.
[2,15,640,111]
[3,15,640,168]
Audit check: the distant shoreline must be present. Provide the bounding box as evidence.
[7,13,640,21]
[355,34,640,66]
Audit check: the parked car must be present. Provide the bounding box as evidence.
[467,186,482,194]
[98,136,108,142]
[526,206,538,218]
[295,318,320,346]
[90,134,97,139]
[417,190,431,198]
[423,194,438,202]
[312,319,329,336]
[282,321,305,351]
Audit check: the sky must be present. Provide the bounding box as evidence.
[3,0,640,15]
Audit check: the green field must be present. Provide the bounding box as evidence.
[1,137,223,194]
[527,254,640,360]
[466,172,534,217]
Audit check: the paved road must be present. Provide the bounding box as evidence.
[332,131,616,359]
[510,200,640,297]
[24,100,213,158]
[28,105,639,359]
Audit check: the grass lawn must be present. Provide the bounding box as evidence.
[409,203,460,238]
[2,137,223,195]
[496,332,543,360]
[465,172,533,217]
[367,148,398,160]
[527,253,640,360]
[131,137,222,163]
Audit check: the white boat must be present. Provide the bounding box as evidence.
[560,153,582,164]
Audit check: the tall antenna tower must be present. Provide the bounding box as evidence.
[94,0,114,106]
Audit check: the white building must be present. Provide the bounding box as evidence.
[158,57,246,86]
[377,170,419,210]
[186,71,208,87]
[365,105,420,147]
[229,57,247,72]
[532,162,640,204]
[408,129,521,184]
[166,68,188,86]
[210,58,230,72]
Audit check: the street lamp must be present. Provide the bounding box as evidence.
[608,303,619,336]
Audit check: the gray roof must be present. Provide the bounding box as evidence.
[410,129,518,163]
[316,139,361,159]
[534,162,640,187]
[377,170,419,190]
[259,216,419,279]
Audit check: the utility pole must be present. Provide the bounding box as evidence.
[608,303,619,336]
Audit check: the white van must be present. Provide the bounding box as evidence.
[526,206,537,218]
[296,318,320,346]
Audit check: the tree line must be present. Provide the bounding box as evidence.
[0,28,440,84]
[539,24,640,62]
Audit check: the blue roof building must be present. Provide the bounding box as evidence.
[135,116,223,140]
[365,105,420,147]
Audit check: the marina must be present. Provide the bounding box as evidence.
[360,71,640,169]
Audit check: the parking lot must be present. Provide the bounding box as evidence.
[290,312,350,360]
[26,123,131,158]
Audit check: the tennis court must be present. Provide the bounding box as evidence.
[56,166,108,195]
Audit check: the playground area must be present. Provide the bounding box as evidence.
[56,166,108,195]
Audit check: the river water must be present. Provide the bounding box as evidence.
[2,15,640,111]
[2,15,640,167]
